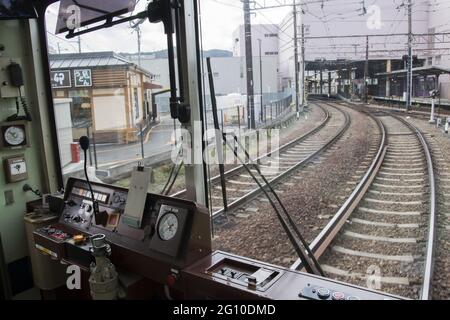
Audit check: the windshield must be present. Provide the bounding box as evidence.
[45,0,185,195]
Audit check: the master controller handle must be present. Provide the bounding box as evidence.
[79,136,108,226]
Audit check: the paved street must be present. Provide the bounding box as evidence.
[93,115,177,168]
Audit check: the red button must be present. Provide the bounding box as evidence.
[167,274,177,287]
[332,291,345,300]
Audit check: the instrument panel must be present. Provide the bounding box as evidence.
[33,177,212,285]
[32,178,400,300]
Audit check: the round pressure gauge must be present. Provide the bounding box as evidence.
[4,126,25,146]
[157,212,179,241]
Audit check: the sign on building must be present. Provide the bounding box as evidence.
[51,70,71,88]
[74,69,93,87]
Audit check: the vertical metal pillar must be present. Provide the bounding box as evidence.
[364,35,369,103]
[293,1,300,112]
[319,69,323,94]
[243,0,255,129]
[139,123,145,159]
[179,0,207,205]
[258,39,263,123]
[301,20,306,106]
[328,71,331,96]
[406,0,413,111]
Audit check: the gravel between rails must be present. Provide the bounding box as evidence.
[169,106,327,195]
[399,115,450,300]
[209,103,346,213]
[318,115,430,300]
[212,103,380,268]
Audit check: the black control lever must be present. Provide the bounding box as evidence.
[148,0,190,123]
[79,136,107,226]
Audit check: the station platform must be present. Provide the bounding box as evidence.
[373,96,450,107]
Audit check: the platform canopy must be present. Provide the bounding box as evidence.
[375,65,450,78]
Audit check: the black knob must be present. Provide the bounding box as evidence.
[66,200,77,207]
[247,276,257,286]
[317,287,331,299]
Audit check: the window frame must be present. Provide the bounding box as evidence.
[33,0,209,207]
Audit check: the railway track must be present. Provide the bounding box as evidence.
[174,102,352,218]
[297,105,436,300]
[208,102,350,217]
[394,116,450,300]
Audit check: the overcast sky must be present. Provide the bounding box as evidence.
[45,0,291,54]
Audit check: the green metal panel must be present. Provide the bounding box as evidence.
[0,20,46,263]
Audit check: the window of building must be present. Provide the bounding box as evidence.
[68,90,92,128]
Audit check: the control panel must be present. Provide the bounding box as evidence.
[182,251,402,300]
[33,177,211,285]
[208,258,281,292]
[60,184,126,232]
[300,285,361,300]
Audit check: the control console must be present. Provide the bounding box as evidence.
[33,177,211,286]
[182,251,401,300]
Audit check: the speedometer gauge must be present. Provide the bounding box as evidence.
[157,212,179,241]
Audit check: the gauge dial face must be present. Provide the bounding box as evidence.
[4,126,25,146]
[158,212,179,241]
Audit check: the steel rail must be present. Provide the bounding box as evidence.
[212,102,351,217]
[391,115,436,301]
[290,101,387,270]
[333,100,436,300]
[301,98,435,300]
[172,103,330,198]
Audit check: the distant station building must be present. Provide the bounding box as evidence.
[49,51,162,144]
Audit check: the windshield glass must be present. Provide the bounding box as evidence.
[45,0,185,195]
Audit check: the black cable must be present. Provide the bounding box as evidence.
[164,161,183,196]
[83,147,99,225]
[19,87,31,121]
[161,161,177,195]
[226,134,325,276]
[161,136,183,195]
[205,56,323,275]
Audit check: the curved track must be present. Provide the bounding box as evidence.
[174,102,352,218]
[208,103,351,217]
[307,105,436,300]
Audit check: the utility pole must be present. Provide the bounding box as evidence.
[406,0,413,111]
[258,39,263,123]
[243,0,255,129]
[293,1,300,112]
[301,21,306,106]
[131,20,145,67]
[78,36,82,53]
[136,25,142,67]
[364,35,369,103]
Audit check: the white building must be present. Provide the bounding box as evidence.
[125,54,280,109]
[427,0,450,97]
[232,24,280,58]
